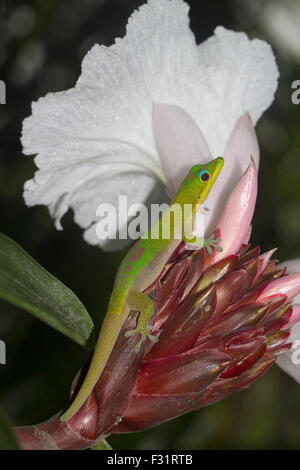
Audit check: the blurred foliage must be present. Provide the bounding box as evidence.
[0,232,94,348]
[0,0,300,450]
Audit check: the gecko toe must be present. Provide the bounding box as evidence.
[125,325,158,351]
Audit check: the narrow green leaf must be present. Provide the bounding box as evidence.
[0,233,94,348]
[91,439,112,450]
[0,407,20,450]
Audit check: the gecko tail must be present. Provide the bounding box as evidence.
[60,343,109,421]
[60,373,98,422]
[60,313,123,422]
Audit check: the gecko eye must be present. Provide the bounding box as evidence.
[199,170,210,182]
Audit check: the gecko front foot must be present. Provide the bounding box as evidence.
[125,324,158,351]
[203,234,223,255]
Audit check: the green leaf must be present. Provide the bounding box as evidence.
[91,439,113,450]
[0,233,94,348]
[0,407,20,450]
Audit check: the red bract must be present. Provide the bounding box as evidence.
[14,240,299,449]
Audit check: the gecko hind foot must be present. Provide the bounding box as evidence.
[125,324,158,352]
[204,235,223,255]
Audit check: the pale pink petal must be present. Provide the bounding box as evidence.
[241,225,252,246]
[213,157,258,263]
[153,103,212,195]
[204,113,260,235]
[257,273,300,302]
[277,259,300,305]
[289,305,300,326]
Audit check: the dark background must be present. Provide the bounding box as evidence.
[1,0,300,449]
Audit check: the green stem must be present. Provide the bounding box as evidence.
[90,439,112,450]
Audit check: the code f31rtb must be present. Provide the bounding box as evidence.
[152,455,192,465]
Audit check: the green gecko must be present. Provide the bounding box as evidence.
[60,156,224,421]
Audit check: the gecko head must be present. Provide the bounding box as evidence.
[188,157,224,199]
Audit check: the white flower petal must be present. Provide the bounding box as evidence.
[22,0,279,248]
[77,172,167,250]
[194,26,278,155]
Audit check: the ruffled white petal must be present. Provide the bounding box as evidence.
[194,26,278,155]
[22,0,279,248]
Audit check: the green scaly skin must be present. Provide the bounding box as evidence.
[60,157,224,421]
